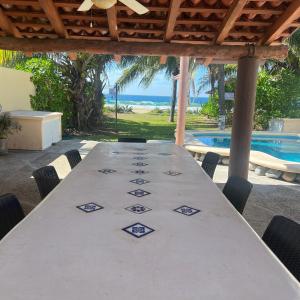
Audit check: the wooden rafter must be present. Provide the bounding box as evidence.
[260,0,300,45]
[107,6,118,41]
[203,57,213,66]
[0,7,22,37]
[106,6,120,64]
[0,37,288,60]
[38,0,68,38]
[114,55,122,63]
[160,56,167,64]
[215,0,248,44]
[165,0,182,41]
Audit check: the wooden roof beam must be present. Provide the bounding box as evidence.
[260,0,300,45]
[215,0,248,44]
[107,6,118,41]
[114,55,122,64]
[38,0,68,38]
[0,37,288,60]
[165,0,182,41]
[160,56,167,64]
[106,6,120,65]
[0,7,22,37]
[203,57,213,66]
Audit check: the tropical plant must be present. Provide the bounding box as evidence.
[197,64,236,124]
[15,58,72,128]
[254,69,300,129]
[14,53,114,131]
[0,112,21,139]
[106,104,133,113]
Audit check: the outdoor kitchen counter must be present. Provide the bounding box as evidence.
[0,143,299,299]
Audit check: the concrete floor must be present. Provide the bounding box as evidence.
[0,139,299,236]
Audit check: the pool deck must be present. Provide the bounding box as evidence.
[185,130,300,175]
[0,139,299,237]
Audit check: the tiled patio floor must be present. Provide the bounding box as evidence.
[0,139,299,236]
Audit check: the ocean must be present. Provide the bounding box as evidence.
[105,94,208,108]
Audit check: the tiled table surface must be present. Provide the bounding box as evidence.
[0,143,299,299]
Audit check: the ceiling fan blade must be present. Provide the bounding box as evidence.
[77,0,93,11]
[118,0,149,15]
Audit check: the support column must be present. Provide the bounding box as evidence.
[175,56,189,146]
[229,56,259,179]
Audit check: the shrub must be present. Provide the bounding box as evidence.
[255,69,300,129]
[16,58,72,128]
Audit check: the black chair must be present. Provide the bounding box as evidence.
[262,216,300,281]
[118,137,147,143]
[32,166,60,199]
[222,176,253,214]
[201,152,220,179]
[0,193,25,240]
[65,149,82,169]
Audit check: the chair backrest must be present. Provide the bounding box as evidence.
[118,137,147,143]
[222,176,253,214]
[262,216,300,281]
[32,166,60,199]
[65,149,82,169]
[0,193,25,240]
[201,152,220,179]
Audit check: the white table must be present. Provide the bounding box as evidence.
[0,143,299,299]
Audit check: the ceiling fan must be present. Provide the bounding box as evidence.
[78,0,149,15]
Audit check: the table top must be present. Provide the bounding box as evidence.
[0,143,299,300]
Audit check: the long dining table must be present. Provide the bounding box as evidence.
[0,142,299,299]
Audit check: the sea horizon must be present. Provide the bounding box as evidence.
[105,94,208,108]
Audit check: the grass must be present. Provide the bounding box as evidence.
[69,111,217,141]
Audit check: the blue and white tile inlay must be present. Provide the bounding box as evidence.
[174,205,201,216]
[164,170,182,176]
[98,169,116,174]
[77,202,104,213]
[122,223,154,238]
[130,178,150,185]
[128,189,151,197]
[125,204,152,214]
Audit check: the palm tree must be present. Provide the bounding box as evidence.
[117,56,199,122]
[198,64,236,116]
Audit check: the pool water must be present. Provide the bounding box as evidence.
[193,133,300,163]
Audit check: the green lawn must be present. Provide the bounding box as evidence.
[71,112,217,141]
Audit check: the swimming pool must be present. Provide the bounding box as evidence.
[193,133,300,163]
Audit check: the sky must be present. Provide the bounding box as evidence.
[103,63,209,98]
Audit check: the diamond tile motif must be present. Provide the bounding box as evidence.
[132,152,149,155]
[98,169,116,174]
[122,223,154,238]
[128,189,151,197]
[133,157,147,160]
[174,205,201,216]
[132,162,148,167]
[125,204,152,214]
[130,178,150,185]
[77,202,104,213]
[131,170,149,175]
[164,170,182,176]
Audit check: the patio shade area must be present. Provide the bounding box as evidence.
[0,0,299,61]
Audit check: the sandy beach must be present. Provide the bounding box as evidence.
[106,104,201,114]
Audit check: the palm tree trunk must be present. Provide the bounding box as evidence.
[169,79,177,122]
[217,64,225,129]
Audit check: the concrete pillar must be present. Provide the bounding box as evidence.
[175,56,189,146]
[229,56,259,179]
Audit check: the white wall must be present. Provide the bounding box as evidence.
[0,67,35,112]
